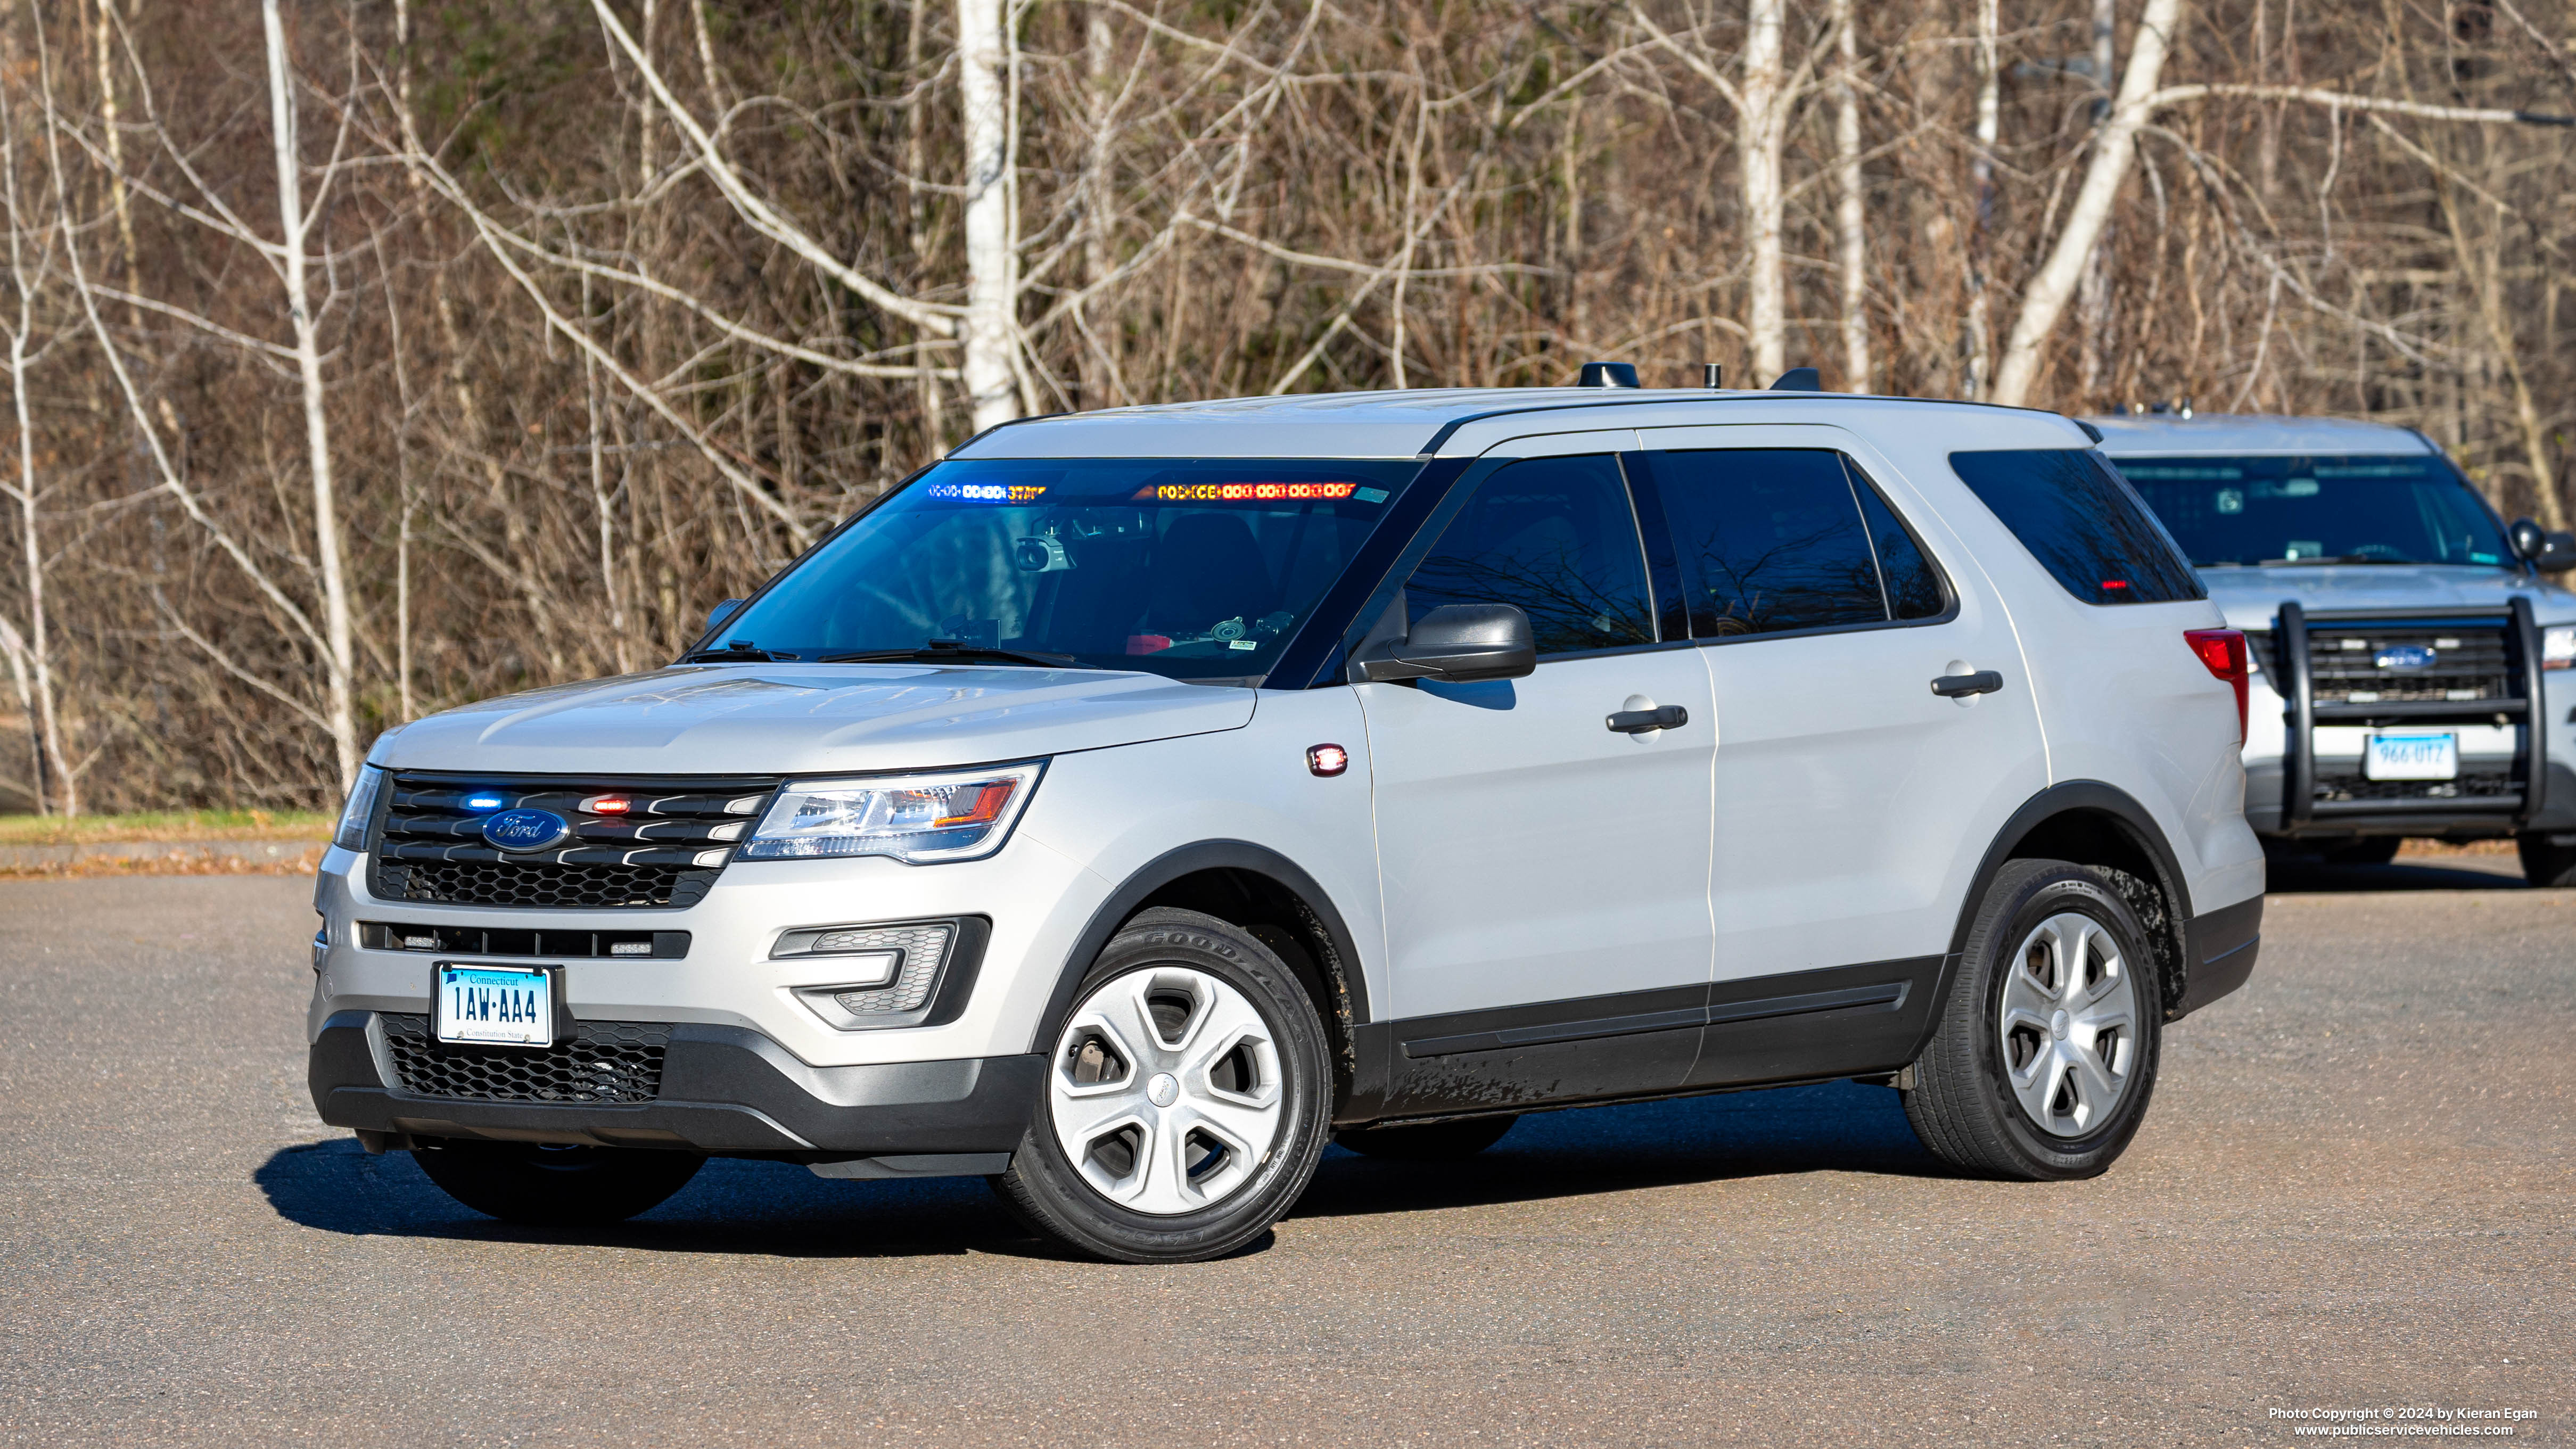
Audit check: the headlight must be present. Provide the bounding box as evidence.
[740,762,1043,863]
[2545,624,2575,671]
[333,765,386,851]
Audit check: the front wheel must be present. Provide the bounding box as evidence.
[993,908,1333,1263]
[1901,859,2162,1180]
[411,1140,704,1225]
[2518,833,2576,887]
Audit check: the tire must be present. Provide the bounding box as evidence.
[1902,859,2162,1180]
[993,908,1334,1264]
[411,1140,704,1226]
[1336,1114,1518,1160]
[2320,837,2403,867]
[2519,833,2576,887]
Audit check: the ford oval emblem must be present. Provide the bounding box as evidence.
[481,808,571,853]
[2374,645,2438,672]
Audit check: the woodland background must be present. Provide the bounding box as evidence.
[1,0,2573,812]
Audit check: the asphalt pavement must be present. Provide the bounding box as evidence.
[1,859,2566,1445]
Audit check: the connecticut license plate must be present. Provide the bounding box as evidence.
[434,964,555,1046]
[2364,731,2459,781]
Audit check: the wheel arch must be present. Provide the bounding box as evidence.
[1939,781,2200,1025]
[1031,841,1370,1098]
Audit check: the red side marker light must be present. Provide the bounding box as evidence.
[1307,744,1349,778]
[2184,629,2250,743]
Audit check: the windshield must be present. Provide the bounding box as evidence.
[707,457,1421,679]
[2111,454,2511,569]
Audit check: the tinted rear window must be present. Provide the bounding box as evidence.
[1948,449,2204,605]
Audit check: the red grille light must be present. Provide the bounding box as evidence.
[2185,629,2250,742]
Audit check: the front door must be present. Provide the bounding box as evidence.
[1629,425,2052,1087]
[1359,441,1716,1113]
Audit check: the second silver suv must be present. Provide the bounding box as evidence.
[2093,413,2576,885]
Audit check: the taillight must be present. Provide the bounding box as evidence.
[2185,628,2250,742]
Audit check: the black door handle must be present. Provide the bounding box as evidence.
[1930,670,2004,698]
[1607,705,1690,733]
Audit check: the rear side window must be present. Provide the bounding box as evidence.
[1644,449,1949,637]
[1404,453,1656,655]
[1949,449,2205,605]
[1854,477,1946,620]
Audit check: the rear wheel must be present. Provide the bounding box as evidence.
[1902,859,2162,1180]
[1336,1114,1518,1160]
[993,908,1332,1263]
[411,1140,704,1225]
[2519,833,2576,887]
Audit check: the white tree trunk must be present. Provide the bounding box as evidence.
[1961,0,2000,399]
[2077,0,2119,398]
[1831,0,1868,392]
[956,0,1019,432]
[1991,0,2186,408]
[1741,0,1788,383]
[264,0,359,789]
[10,328,71,815]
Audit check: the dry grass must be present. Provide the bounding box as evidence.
[2395,838,2519,857]
[0,811,334,846]
[0,847,324,880]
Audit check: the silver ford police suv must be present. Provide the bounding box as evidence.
[2092,414,2576,883]
[310,382,2265,1263]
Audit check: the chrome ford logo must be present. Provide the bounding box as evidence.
[2375,645,2438,672]
[480,808,571,853]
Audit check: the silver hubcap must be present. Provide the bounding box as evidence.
[1997,912,2138,1138]
[1048,967,1285,1215]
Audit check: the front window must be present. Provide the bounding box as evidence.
[709,458,1421,679]
[2111,454,2511,569]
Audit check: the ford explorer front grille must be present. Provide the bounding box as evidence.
[367,775,778,910]
[2250,623,2513,705]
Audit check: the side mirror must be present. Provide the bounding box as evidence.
[705,598,747,635]
[2508,519,2576,572]
[1358,604,1537,683]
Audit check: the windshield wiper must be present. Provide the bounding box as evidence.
[821,639,1089,669]
[681,640,792,662]
[2257,554,2425,566]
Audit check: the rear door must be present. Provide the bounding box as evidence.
[1628,424,2051,1085]
[1358,434,1717,1113]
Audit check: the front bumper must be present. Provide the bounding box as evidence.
[308,1009,1043,1158]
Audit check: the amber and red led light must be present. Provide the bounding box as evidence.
[1307,744,1349,777]
[580,795,634,816]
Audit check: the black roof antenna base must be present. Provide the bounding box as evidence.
[1577,361,1641,389]
[1768,366,1823,391]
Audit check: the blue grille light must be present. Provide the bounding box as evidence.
[464,794,506,811]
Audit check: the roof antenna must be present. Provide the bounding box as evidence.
[1768,366,1822,391]
[1702,363,1724,389]
[1577,361,1641,388]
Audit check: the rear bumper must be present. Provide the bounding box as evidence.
[2175,895,2262,1019]
[308,1009,1042,1157]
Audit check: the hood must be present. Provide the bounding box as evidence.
[2198,564,2576,632]
[372,663,1255,778]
